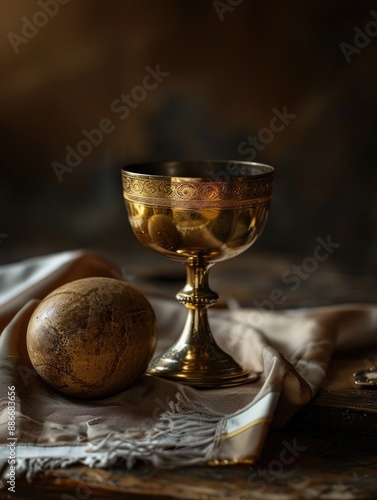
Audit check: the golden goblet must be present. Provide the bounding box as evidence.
[121,161,274,388]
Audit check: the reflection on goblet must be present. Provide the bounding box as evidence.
[122,161,274,388]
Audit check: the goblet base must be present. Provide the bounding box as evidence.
[147,344,259,388]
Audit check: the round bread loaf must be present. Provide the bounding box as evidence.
[26,277,157,399]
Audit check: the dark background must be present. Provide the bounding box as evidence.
[0,1,377,285]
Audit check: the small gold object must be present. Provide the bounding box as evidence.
[122,161,274,388]
[353,367,377,386]
[207,456,257,466]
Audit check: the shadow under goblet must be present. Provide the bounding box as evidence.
[122,161,274,388]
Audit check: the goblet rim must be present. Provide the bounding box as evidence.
[121,160,274,181]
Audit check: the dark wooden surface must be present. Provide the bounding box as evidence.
[2,252,377,499]
[5,429,377,499]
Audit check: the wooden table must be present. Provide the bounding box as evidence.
[2,251,377,499]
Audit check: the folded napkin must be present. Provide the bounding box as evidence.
[0,250,376,485]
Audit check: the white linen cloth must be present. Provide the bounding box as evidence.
[0,250,376,485]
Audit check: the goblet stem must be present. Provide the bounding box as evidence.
[147,258,258,387]
[176,258,218,310]
[174,258,218,348]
